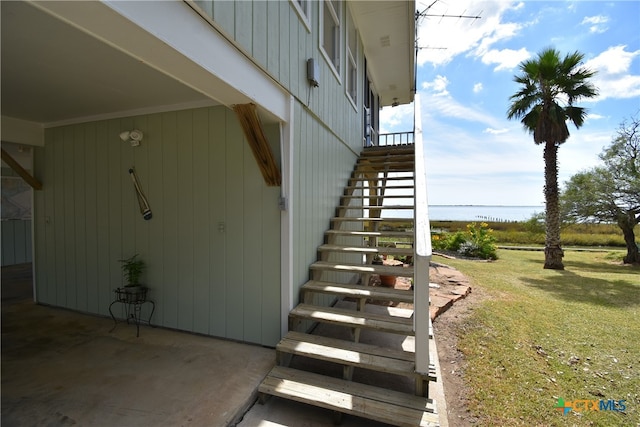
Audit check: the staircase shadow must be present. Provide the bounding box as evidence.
[520,266,640,308]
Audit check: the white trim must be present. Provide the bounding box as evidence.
[42,100,218,129]
[1,116,45,146]
[413,94,432,375]
[345,8,358,110]
[319,0,342,82]
[280,95,295,338]
[290,0,312,33]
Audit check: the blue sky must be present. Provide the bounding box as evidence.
[380,0,640,206]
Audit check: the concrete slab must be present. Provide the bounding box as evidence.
[2,264,275,427]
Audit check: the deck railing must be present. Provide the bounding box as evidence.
[377,131,415,147]
[412,94,432,376]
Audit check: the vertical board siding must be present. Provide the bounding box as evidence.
[208,107,227,337]
[190,1,366,305]
[193,1,362,154]
[290,103,360,303]
[224,110,245,341]
[1,220,32,266]
[192,108,211,335]
[160,112,179,329]
[83,123,98,314]
[34,106,281,346]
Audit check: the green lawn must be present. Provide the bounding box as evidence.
[438,249,639,426]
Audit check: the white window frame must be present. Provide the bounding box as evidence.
[291,0,311,33]
[346,8,358,108]
[320,0,342,80]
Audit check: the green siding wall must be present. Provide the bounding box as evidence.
[193,0,366,298]
[1,220,32,266]
[33,106,281,346]
[194,0,363,154]
[291,102,363,302]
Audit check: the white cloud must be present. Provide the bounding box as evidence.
[586,113,606,121]
[584,45,640,101]
[484,128,508,135]
[416,1,524,67]
[421,75,450,95]
[379,103,414,134]
[473,83,483,93]
[420,79,502,127]
[581,15,609,34]
[585,45,639,75]
[481,47,531,71]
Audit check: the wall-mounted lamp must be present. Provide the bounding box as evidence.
[307,58,320,87]
[119,129,144,147]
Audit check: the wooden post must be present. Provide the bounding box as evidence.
[413,94,432,381]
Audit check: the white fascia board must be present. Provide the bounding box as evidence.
[1,116,45,147]
[31,0,288,122]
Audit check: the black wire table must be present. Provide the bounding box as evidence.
[109,287,155,337]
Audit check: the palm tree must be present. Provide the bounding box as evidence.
[507,48,598,269]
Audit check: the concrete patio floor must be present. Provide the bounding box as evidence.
[1,264,275,427]
[2,264,448,426]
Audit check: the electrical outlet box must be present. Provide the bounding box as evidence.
[307,58,319,87]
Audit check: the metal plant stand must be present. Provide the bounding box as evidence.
[109,287,155,337]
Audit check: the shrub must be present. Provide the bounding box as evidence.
[431,222,498,260]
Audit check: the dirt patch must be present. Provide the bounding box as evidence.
[430,258,488,426]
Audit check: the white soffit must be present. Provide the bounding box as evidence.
[351,1,415,107]
[2,1,287,127]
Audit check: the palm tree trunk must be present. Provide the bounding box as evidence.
[543,142,564,269]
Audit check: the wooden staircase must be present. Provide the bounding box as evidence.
[258,145,439,426]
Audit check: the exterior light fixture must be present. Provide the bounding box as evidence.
[119,129,144,147]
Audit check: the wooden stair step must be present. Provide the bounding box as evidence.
[338,205,414,210]
[349,175,413,182]
[318,244,414,257]
[331,216,413,223]
[310,262,414,277]
[361,147,415,156]
[325,229,413,238]
[290,304,414,335]
[355,164,414,172]
[259,366,438,427]
[344,185,415,191]
[278,331,413,374]
[302,280,414,303]
[357,154,415,163]
[341,194,414,199]
[278,331,437,382]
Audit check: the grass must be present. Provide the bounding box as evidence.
[438,249,640,426]
[430,220,636,247]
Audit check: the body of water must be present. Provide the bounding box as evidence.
[381,205,544,222]
[429,205,544,222]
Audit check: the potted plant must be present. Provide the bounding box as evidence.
[117,254,147,303]
[372,254,396,287]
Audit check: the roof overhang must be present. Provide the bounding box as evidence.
[350,1,416,107]
[1,0,287,145]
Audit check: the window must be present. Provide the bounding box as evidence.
[296,0,309,17]
[346,9,357,104]
[292,0,311,31]
[321,0,341,76]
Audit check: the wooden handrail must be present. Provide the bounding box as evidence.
[378,131,415,147]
